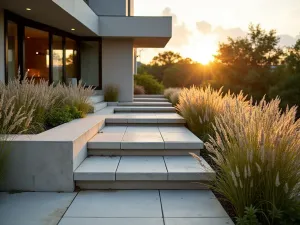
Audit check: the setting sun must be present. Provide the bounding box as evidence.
[182,34,218,64]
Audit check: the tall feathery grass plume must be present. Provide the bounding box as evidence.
[202,96,300,222]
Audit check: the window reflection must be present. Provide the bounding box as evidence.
[7,21,18,81]
[24,27,49,82]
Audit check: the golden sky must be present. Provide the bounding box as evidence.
[134,0,300,64]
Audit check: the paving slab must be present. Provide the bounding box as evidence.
[64,190,162,218]
[126,126,160,133]
[165,218,234,225]
[161,132,203,149]
[74,156,120,181]
[88,133,124,149]
[158,126,189,133]
[0,192,76,225]
[59,218,164,225]
[160,190,229,218]
[116,156,167,180]
[164,156,215,181]
[121,132,164,149]
[134,97,168,102]
[100,126,127,133]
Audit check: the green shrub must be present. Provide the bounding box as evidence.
[236,206,260,225]
[104,85,119,102]
[134,74,164,94]
[134,84,145,95]
[46,105,81,128]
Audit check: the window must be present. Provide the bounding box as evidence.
[6,21,18,81]
[65,38,78,84]
[24,27,49,82]
[52,35,63,83]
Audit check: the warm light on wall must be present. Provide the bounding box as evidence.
[26,8,31,11]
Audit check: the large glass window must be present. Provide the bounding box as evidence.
[24,27,49,82]
[52,35,63,84]
[7,21,18,81]
[65,38,77,85]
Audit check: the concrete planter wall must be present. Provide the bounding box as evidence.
[0,116,105,192]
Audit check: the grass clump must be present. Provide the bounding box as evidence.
[134,84,145,95]
[196,97,300,224]
[0,77,94,134]
[104,85,119,102]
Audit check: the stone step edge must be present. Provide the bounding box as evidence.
[88,149,200,156]
[75,180,210,190]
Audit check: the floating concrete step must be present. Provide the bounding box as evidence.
[89,95,104,104]
[114,106,176,113]
[74,156,215,189]
[105,114,185,125]
[87,125,202,156]
[118,102,172,107]
[134,98,168,102]
[134,95,164,98]
[92,102,107,113]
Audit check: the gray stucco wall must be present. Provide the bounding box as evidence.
[0,9,5,82]
[89,0,128,16]
[81,41,99,87]
[102,38,134,102]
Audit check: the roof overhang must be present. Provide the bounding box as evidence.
[0,0,98,36]
[98,16,172,48]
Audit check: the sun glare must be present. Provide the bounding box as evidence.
[182,34,218,65]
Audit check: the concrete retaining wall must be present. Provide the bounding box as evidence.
[0,115,105,192]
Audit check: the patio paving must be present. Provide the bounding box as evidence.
[0,190,233,225]
[0,192,76,225]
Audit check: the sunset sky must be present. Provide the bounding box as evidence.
[134,0,300,64]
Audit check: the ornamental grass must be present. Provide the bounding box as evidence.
[194,97,300,224]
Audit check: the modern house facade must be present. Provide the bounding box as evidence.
[0,0,172,101]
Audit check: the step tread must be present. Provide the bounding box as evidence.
[93,102,107,112]
[118,102,172,107]
[134,98,168,102]
[134,95,164,98]
[88,125,203,150]
[74,156,215,181]
[114,106,176,113]
[89,95,104,104]
[105,113,185,124]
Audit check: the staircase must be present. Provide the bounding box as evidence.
[89,94,107,113]
[75,95,215,190]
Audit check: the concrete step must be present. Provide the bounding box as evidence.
[92,102,107,113]
[118,102,172,107]
[114,106,176,113]
[74,156,215,189]
[105,113,185,125]
[134,94,164,98]
[87,125,202,156]
[134,98,168,102]
[89,95,104,104]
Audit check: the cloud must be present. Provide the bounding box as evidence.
[279,34,299,47]
[196,21,212,34]
[213,26,246,42]
[162,7,192,48]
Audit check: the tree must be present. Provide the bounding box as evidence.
[213,24,284,100]
[151,51,182,66]
[285,39,300,74]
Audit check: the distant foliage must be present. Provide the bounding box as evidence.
[134,74,164,94]
[104,84,119,102]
